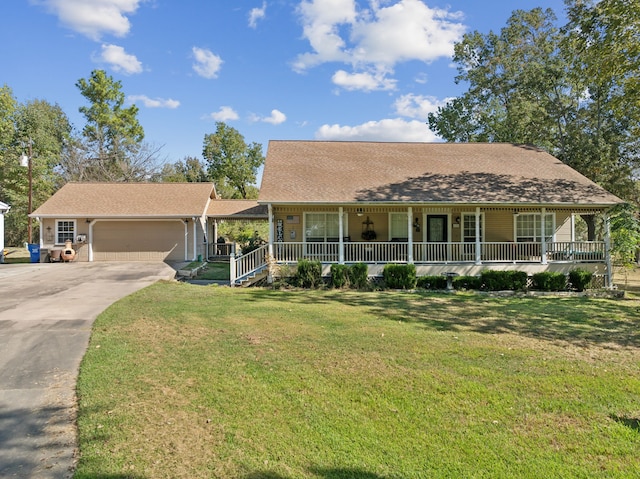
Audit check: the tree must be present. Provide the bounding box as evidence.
[0,92,71,244]
[157,156,208,183]
[202,122,264,199]
[72,69,156,181]
[427,6,640,201]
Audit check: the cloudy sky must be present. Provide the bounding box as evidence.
[2,0,565,164]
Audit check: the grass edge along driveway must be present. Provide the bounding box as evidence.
[75,284,640,479]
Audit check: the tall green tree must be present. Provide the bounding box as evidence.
[0,92,71,244]
[157,156,208,183]
[202,122,264,199]
[427,6,639,201]
[73,69,153,181]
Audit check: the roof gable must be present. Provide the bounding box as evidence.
[32,182,216,218]
[258,141,622,206]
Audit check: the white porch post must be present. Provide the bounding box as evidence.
[230,253,237,287]
[475,207,481,265]
[192,218,197,261]
[338,207,344,264]
[38,218,43,247]
[88,220,95,262]
[268,204,274,260]
[541,207,547,265]
[184,220,189,261]
[605,212,613,288]
[570,214,576,242]
[407,207,414,263]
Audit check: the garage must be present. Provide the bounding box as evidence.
[92,220,186,262]
[31,182,216,263]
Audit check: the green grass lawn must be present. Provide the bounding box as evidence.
[75,284,640,479]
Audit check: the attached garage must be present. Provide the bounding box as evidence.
[31,182,216,263]
[92,220,186,262]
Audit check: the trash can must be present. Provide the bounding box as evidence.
[27,244,40,263]
[198,254,202,262]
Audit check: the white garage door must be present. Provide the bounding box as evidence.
[92,220,185,261]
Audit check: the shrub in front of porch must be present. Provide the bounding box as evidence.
[348,263,369,290]
[330,264,349,288]
[453,275,483,291]
[294,259,322,288]
[383,264,417,290]
[531,272,567,291]
[480,270,528,291]
[569,268,593,292]
[416,275,447,290]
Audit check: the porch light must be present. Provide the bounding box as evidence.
[455,216,460,224]
[413,217,420,232]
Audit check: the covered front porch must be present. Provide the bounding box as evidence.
[229,204,613,286]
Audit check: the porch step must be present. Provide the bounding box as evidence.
[236,266,268,287]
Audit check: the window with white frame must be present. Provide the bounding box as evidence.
[515,213,554,242]
[304,213,342,241]
[389,212,408,240]
[56,220,76,244]
[461,213,484,242]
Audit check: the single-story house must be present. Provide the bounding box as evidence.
[30,183,268,263]
[244,141,624,287]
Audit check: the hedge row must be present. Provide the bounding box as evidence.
[289,260,594,292]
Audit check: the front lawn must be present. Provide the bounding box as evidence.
[75,285,640,478]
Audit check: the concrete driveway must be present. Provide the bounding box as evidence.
[0,261,177,478]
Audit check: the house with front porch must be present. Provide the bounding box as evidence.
[238,141,623,287]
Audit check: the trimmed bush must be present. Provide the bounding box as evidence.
[416,275,448,290]
[348,263,369,290]
[569,268,593,292]
[383,264,417,290]
[531,272,567,291]
[330,264,349,289]
[453,275,483,290]
[481,270,528,291]
[294,259,322,288]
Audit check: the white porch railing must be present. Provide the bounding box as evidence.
[230,244,269,286]
[271,241,606,264]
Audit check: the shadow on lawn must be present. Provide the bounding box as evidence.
[243,468,394,479]
[251,289,640,349]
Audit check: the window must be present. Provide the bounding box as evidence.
[389,212,408,240]
[461,213,484,242]
[304,213,342,241]
[56,220,76,244]
[515,213,554,242]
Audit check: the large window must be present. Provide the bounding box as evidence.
[56,220,76,244]
[305,213,342,241]
[515,213,554,242]
[389,212,408,240]
[461,213,484,242]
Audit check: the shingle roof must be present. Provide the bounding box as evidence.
[31,182,216,218]
[258,141,623,206]
[207,200,268,218]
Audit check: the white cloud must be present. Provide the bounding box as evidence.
[249,2,267,28]
[332,69,396,92]
[128,95,180,109]
[209,106,239,122]
[192,47,223,79]
[393,93,452,119]
[251,109,287,125]
[98,44,143,74]
[315,118,439,142]
[36,0,143,41]
[294,0,466,91]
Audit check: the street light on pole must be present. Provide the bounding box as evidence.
[20,139,33,244]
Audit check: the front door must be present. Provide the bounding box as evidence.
[427,215,448,242]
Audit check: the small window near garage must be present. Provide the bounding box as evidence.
[56,220,76,244]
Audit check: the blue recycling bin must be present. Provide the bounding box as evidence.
[28,243,40,263]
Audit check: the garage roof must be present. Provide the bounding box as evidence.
[31,182,217,218]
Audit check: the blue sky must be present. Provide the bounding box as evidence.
[2,0,566,165]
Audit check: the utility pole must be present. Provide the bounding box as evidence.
[20,139,33,244]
